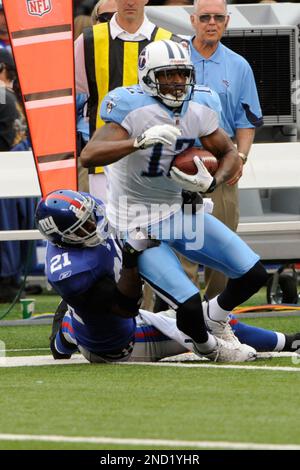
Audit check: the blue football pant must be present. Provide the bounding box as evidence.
[54,309,282,361]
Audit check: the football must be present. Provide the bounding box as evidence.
[172,148,219,176]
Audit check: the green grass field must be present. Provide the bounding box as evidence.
[0,288,300,450]
[0,286,269,321]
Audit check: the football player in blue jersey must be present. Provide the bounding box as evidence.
[36,190,300,362]
[36,189,196,363]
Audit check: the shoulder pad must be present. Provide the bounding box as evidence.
[194,85,214,94]
[193,86,222,115]
[100,85,151,125]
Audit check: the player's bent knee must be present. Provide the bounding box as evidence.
[245,261,268,288]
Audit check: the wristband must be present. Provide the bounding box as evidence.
[205,177,217,194]
[122,243,140,268]
[238,152,248,164]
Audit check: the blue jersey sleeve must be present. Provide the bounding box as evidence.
[234,61,263,129]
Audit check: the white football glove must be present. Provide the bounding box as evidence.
[125,229,160,252]
[203,197,214,214]
[170,156,215,193]
[133,124,181,150]
[122,231,160,269]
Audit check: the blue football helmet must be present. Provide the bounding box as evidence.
[35,190,109,248]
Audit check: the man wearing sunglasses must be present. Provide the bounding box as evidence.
[189,0,263,300]
[75,0,176,201]
[90,0,116,25]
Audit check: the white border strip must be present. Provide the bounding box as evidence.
[12,32,72,47]
[25,96,73,109]
[39,160,75,171]
[0,433,299,450]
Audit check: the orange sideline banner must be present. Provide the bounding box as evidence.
[3,0,77,196]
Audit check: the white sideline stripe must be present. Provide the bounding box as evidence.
[0,355,88,367]
[1,355,300,371]
[0,349,295,356]
[25,96,73,109]
[0,348,49,352]
[0,433,299,450]
[12,32,72,47]
[121,361,300,372]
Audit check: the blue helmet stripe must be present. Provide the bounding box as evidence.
[175,42,185,59]
[162,40,175,59]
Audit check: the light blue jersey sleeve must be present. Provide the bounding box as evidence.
[191,86,221,145]
[100,85,152,130]
[193,85,222,122]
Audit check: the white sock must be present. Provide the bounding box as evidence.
[191,333,217,353]
[274,332,286,352]
[207,296,230,322]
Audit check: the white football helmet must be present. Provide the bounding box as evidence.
[138,40,195,108]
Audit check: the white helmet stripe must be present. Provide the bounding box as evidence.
[175,42,185,59]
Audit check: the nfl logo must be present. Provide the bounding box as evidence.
[106,101,115,113]
[26,0,52,17]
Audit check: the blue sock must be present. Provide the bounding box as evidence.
[230,316,278,352]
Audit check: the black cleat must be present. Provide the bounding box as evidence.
[49,299,69,343]
[283,333,300,352]
[49,300,75,360]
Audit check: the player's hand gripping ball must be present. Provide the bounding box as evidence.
[172,148,219,176]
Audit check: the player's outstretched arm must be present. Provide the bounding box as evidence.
[80,123,181,168]
[112,240,160,318]
[81,122,136,167]
[170,129,241,193]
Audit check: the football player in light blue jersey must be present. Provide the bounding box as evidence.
[81,39,270,362]
[36,190,300,362]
